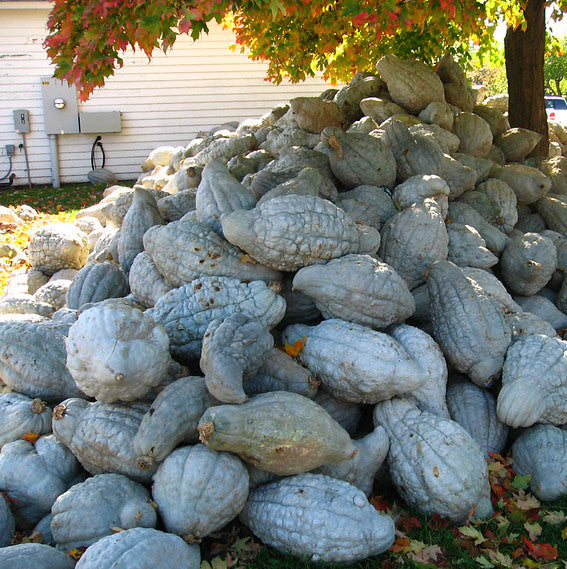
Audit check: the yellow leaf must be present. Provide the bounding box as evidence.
[543,511,566,524]
[21,432,40,443]
[283,337,307,357]
[515,492,541,511]
[458,525,487,545]
[562,526,567,540]
[239,253,258,264]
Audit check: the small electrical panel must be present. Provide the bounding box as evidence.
[79,111,122,134]
[13,109,30,134]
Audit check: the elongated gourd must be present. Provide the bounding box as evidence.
[198,391,357,475]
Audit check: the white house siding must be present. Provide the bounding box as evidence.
[0,2,329,186]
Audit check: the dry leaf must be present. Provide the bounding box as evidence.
[524,522,542,541]
[542,511,566,524]
[410,544,443,564]
[458,525,487,545]
[486,549,514,568]
[21,432,40,444]
[283,337,307,357]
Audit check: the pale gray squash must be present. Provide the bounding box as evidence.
[66,261,129,310]
[376,54,444,113]
[446,378,508,457]
[463,267,519,312]
[52,399,156,483]
[0,296,55,318]
[515,213,547,234]
[244,347,320,399]
[454,153,493,184]
[499,232,557,296]
[261,124,320,155]
[0,494,15,547]
[151,444,249,542]
[0,320,84,402]
[313,389,361,436]
[200,314,273,404]
[198,391,357,475]
[494,164,551,205]
[320,127,397,189]
[513,294,567,330]
[281,319,425,404]
[66,303,170,403]
[143,219,281,288]
[409,123,461,155]
[221,194,380,271]
[497,334,567,428]
[34,513,54,546]
[192,132,256,166]
[504,308,557,342]
[128,252,173,308]
[373,398,492,523]
[133,376,218,468]
[33,279,72,311]
[447,202,508,255]
[456,190,502,225]
[336,185,397,229]
[293,255,415,329]
[90,224,120,265]
[418,100,454,130]
[279,275,321,326]
[316,426,389,496]
[257,167,338,205]
[28,223,89,276]
[74,527,200,569]
[156,188,197,221]
[453,112,493,157]
[391,175,450,218]
[475,178,518,234]
[512,424,567,501]
[240,473,395,563]
[196,159,257,233]
[333,72,385,121]
[118,188,165,274]
[388,323,450,418]
[149,276,285,361]
[446,223,498,269]
[0,436,80,529]
[379,199,449,289]
[0,393,52,449]
[428,261,512,387]
[249,146,333,199]
[51,473,157,551]
[0,543,75,569]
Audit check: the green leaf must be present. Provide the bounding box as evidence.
[512,474,532,490]
[458,526,486,545]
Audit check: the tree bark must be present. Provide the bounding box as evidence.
[555,79,562,97]
[504,0,548,157]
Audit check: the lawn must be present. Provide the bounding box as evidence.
[0,182,115,292]
[1,183,567,569]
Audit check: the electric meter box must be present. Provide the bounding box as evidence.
[79,111,122,134]
[41,77,80,135]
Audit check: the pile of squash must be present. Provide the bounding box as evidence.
[3,53,567,568]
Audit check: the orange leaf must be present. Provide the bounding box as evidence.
[22,432,40,443]
[283,337,306,357]
[521,536,558,561]
[389,538,412,554]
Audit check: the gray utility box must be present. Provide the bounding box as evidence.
[13,109,30,134]
[79,111,122,133]
[41,77,80,135]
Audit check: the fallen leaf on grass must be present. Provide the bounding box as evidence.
[542,511,566,524]
[524,522,543,541]
[486,549,514,568]
[458,525,487,545]
[521,536,558,561]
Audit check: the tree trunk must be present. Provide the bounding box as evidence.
[555,79,562,97]
[504,0,548,157]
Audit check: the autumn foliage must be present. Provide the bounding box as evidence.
[44,0,533,100]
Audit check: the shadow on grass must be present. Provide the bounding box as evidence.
[0,182,133,214]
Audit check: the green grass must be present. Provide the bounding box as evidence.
[0,181,130,214]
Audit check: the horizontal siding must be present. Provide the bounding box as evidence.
[0,7,330,186]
